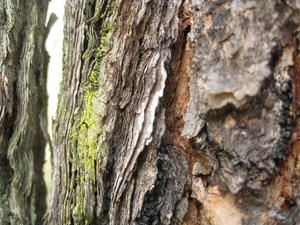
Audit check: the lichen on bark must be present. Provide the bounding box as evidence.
[67,18,115,225]
[48,0,119,224]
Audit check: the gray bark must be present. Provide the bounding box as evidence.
[48,0,300,225]
[0,0,49,224]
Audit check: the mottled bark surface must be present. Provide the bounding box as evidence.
[0,0,49,225]
[49,0,300,225]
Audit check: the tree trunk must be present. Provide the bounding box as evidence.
[0,0,49,225]
[48,0,300,224]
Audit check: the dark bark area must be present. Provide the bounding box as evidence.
[0,0,49,224]
[49,0,300,225]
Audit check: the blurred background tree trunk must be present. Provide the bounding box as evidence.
[48,0,300,224]
[0,0,49,224]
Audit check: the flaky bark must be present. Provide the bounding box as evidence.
[49,0,300,224]
[0,0,49,225]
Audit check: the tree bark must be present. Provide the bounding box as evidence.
[0,0,49,224]
[48,0,300,224]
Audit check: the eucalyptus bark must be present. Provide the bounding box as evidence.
[0,0,49,225]
[49,0,300,225]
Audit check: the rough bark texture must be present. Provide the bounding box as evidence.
[0,0,49,225]
[49,0,300,225]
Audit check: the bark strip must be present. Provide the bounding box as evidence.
[0,0,49,224]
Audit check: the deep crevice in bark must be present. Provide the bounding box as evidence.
[274,38,300,220]
[137,1,196,224]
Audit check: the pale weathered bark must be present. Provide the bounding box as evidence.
[0,0,49,224]
[48,0,300,225]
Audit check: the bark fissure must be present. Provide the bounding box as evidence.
[137,2,196,224]
[268,38,300,224]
